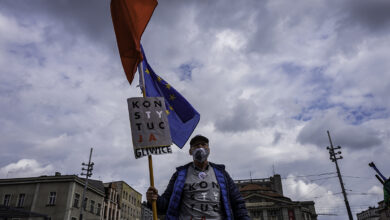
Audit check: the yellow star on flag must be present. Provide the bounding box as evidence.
[157,76,162,82]
[145,68,150,74]
[166,110,170,115]
[166,83,171,89]
[169,94,176,100]
[169,106,174,111]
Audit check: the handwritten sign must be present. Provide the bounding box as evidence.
[127,97,172,159]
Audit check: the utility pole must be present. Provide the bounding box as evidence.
[80,148,94,220]
[326,130,353,220]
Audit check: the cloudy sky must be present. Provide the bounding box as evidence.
[1,0,390,219]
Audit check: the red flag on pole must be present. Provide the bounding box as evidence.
[110,0,158,84]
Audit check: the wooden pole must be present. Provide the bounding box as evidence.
[148,155,158,220]
[138,61,158,220]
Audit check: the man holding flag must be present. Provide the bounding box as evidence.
[146,135,250,220]
[111,1,248,219]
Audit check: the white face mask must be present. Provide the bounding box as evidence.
[192,148,209,163]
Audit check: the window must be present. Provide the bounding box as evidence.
[48,192,56,205]
[251,210,263,219]
[71,217,77,220]
[73,193,80,208]
[83,198,88,210]
[17,194,25,207]
[111,208,115,220]
[90,200,95,213]
[3,194,11,206]
[97,203,102,216]
[268,209,282,220]
[104,205,107,218]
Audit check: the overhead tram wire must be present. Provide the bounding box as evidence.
[316,205,374,214]
[281,172,336,179]
[341,175,376,179]
[308,175,339,182]
[294,177,332,201]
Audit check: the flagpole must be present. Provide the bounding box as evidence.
[138,61,158,220]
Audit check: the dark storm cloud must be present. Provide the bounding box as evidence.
[297,111,382,149]
[201,1,266,31]
[338,0,390,32]
[146,0,276,53]
[193,0,276,53]
[0,0,114,48]
[333,0,390,54]
[214,99,259,132]
[4,0,388,57]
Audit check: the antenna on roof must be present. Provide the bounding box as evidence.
[272,164,275,175]
[250,171,252,183]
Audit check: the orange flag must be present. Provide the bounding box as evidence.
[110,0,158,84]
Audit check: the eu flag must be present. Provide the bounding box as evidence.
[140,48,200,148]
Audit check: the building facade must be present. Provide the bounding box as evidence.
[377,201,390,220]
[0,173,105,220]
[235,175,317,220]
[358,201,390,220]
[106,181,142,220]
[141,202,152,220]
[357,206,380,220]
[103,183,121,220]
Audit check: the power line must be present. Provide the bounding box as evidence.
[308,175,339,182]
[294,178,331,201]
[341,175,375,179]
[348,192,381,196]
[281,172,336,179]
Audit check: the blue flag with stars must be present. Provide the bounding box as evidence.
[140,47,200,148]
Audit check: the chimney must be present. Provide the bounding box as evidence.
[272,174,283,195]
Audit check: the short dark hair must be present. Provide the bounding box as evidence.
[190,135,209,146]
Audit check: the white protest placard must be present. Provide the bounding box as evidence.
[127,97,172,159]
